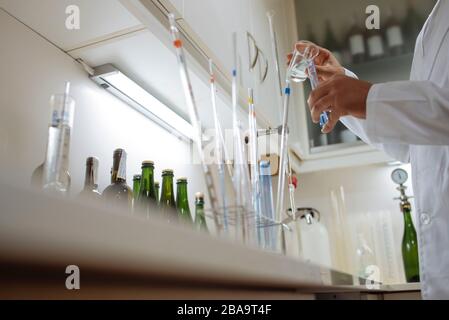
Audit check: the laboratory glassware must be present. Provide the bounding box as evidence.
[42,82,75,196]
[208,59,229,230]
[168,13,222,232]
[259,160,277,251]
[267,11,298,231]
[231,32,255,244]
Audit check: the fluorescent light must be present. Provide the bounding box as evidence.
[90,64,194,141]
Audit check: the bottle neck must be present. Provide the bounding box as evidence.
[84,162,98,190]
[161,175,175,206]
[176,182,190,211]
[111,153,126,183]
[139,166,155,197]
[133,179,141,197]
[195,199,204,211]
[402,204,414,227]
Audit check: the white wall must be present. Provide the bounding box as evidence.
[0,9,206,208]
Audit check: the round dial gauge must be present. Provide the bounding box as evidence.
[391,168,408,185]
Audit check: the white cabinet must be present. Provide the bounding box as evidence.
[0,0,143,51]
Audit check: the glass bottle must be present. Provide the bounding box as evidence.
[176,177,192,224]
[78,156,101,200]
[403,0,425,52]
[323,19,342,63]
[132,174,141,212]
[385,6,404,56]
[356,233,376,285]
[41,84,75,196]
[160,169,177,223]
[401,202,420,283]
[102,148,132,211]
[136,161,157,218]
[194,192,208,232]
[305,23,318,45]
[155,181,160,205]
[347,14,366,64]
[365,24,385,61]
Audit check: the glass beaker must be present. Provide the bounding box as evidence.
[287,41,320,83]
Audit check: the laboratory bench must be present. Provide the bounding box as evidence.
[0,181,421,300]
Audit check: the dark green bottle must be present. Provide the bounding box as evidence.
[155,181,160,205]
[176,178,192,224]
[132,174,141,202]
[102,148,132,211]
[160,169,177,223]
[132,174,141,214]
[136,161,157,218]
[401,202,420,283]
[194,192,208,232]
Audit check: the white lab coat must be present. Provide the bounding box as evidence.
[341,0,449,299]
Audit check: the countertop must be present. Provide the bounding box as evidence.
[0,181,420,299]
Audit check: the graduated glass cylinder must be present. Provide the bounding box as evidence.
[42,94,75,195]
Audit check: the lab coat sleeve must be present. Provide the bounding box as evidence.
[340,116,411,163]
[365,80,449,146]
[339,69,410,163]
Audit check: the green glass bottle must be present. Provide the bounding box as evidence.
[401,202,420,283]
[102,148,132,211]
[155,181,160,205]
[194,192,208,232]
[176,178,192,224]
[133,175,141,200]
[136,161,157,218]
[132,174,141,212]
[160,169,177,223]
[78,157,101,200]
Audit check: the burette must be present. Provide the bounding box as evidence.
[248,88,261,218]
[208,59,229,230]
[267,11,297,222]
[168,14,221,231]
[231,32,253,240]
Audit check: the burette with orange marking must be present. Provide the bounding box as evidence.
[168,13,221,231]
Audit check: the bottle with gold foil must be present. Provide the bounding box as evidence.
[102,148,132,211]
[176,177,192,224]
[160,169,177,223]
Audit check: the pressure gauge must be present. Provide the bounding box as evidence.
[391,168,408,185]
